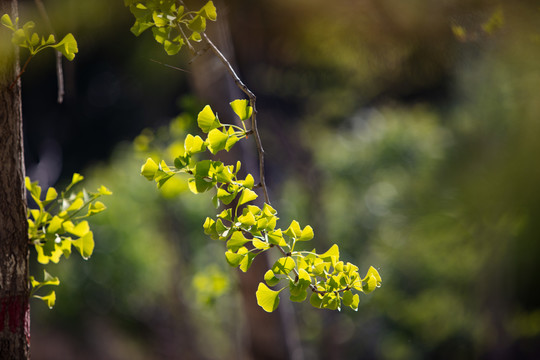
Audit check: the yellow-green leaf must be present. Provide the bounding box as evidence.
[66,197,84,212]
[1,14,14,30]
[284,220,302,238]
[238,188,257,206]
[256,283,281,313]
[197,105,221,133]
[141,158,159,180]
[72,231,94,259]
[44,187,58,203]
[53,33,78,61]
[264,269,280,286]
[298,225,314,241]
[230,99,253,121]
[199,1,217,21]
[66,221,89,237]
[98,185,112,195]
[184,134,206,154]
[34,290,56,309]
[272,257,295,275]
[362,266,382,293]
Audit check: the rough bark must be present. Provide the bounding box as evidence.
[0,0,30,359]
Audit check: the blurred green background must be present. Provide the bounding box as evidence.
[14,0,540,359]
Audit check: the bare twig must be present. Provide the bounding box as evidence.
[195,10,328,300]
[178,23,196,54]
[35,0,65,103]
[9,56,33,90]
[149,58,191,73]
[200,33,270,205]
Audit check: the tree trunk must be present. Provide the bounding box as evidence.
[0,0,30,358]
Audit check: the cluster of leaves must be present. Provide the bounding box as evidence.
[141,100,382,312]
[125,0,217,55]
[1,14,78,60]
[26,174,112,308]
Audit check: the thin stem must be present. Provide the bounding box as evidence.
[35,0,65,103]
[180,2,325,303]
[9,55,32,90]
[62,195,101,222]
[177,23,195,54]
[150,58,191,73]
[200,33,270,205]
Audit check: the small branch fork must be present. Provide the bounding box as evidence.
[9,55,32,90]
[178,1,325,297]
[177,0,269,205]
[198,22,329,296]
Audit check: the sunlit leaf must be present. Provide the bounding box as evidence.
[152,11,168,27]
[72,231,94,259]
[241,174,255,189]
[298,225,314,241]
[184,134,206,154]
[46,216,63,235]
[272,257,295,275]
[197,105,221,133]
[207,128,229,154]
[203,217,219,240]
[53,33,78,61]
[238,188,257,206]
[98,185,113,195]
[227,231,249,252]
[230,99,253,121]
[141,158,158,180]
[199,1,217,21]
[267,229,287,246]
[264,269,280,286]
[320,244,339,263]
[225,250,243,267]
[34,290,56,309]
[239,251,257,272]
[66,198,84,212]
[164,39,183,55]
[87,201,106,216]
[342,290,359,310]
[238,209,256,227]
[187,15,206,33]
[284,220,302,238]
[362,266,382,293]
[252,239,270,250]
[256,283,281,312]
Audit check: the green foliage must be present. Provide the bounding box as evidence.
[125,0,217,55]
[1,14,78,60]
[26,173,111,308]
[140,101,382,312]
[127,1,381,313]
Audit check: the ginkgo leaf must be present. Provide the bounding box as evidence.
[53,33,78,61]
[238,188,257,206]
[256,283,282,312]
[197,105,221,133]
[34,290,56,309]
[72,231,94,259]
[141,158,158,180]
[230,99,253,121]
